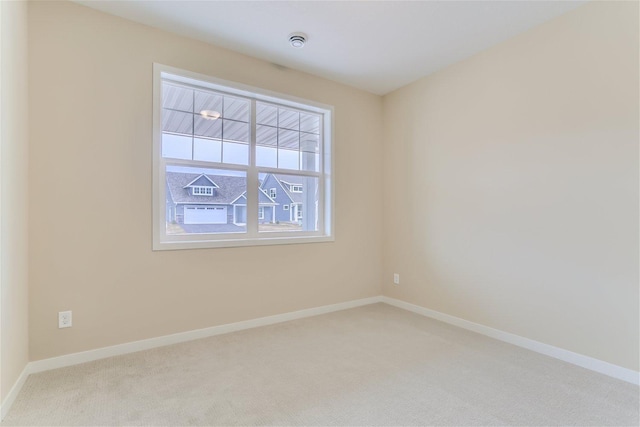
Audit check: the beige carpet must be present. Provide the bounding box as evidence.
[2,303,638,426]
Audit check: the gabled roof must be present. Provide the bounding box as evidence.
[264,174,305,204]
[229,189,278,206]
[259,188,278,204]
[183,174,219,189]
[167,172,244,204]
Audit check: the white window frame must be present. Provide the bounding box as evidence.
[290,185,302,193]
[283,205,289,211]
[153,64,334,250]
[258,206,265,220]
[269,188,277,199]
[192,186,213,196]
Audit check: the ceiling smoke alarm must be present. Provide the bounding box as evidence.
[289,33,307,49]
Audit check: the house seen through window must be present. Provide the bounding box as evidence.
[153,65,333,250]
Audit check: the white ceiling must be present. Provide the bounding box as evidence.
[74,1,586,95]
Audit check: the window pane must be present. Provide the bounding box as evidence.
[223,120,249,143]
[194,90,222,114]
[300,113,320,134]
[194,114,222,139]
[194,138,221,163]
[223,142,248,165]
[258,173,319,233]
[163,109,192,135]
[256,102,277,126]
[278,128,299,150]
[256,146,277,168]
[278,108,299,131]
[163,83,193,112]
[223,96,249,121]
[300,152,319,172]
[165,166,246,234]
[256,125,277,147]
[162,133,192,160]
[278,149,299,170]
[300,133,319,153]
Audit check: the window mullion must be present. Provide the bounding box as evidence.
[318,114,325,234]
[246,99,258,237]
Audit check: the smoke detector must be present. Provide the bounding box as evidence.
[289,33,307,49]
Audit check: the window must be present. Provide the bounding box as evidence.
[192,186,213,196]
[153,64,333,250]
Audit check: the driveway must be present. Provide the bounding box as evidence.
[180,223,246,233]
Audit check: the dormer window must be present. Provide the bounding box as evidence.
[290,185,302,193]
[192,186,213,196]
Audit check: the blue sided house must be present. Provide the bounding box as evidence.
[166,172,278,226]
[260,174,305,223]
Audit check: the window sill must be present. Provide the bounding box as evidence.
[153,234,335,251]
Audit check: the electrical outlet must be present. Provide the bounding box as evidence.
[393,273,400,285]
[58,311,72,328]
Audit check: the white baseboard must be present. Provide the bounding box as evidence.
[28,296,383,375]
[381,296,640,386]
[3,294,637,420]
[1,364,29,420]
[0,295,381,420]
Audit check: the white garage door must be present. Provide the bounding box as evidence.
[184,206,227,224]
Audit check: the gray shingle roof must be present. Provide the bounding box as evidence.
[274,175,305,203]
[228,190,278,205]
[166,172,245,204]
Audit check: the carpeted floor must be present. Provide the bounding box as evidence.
[2,303,639,426]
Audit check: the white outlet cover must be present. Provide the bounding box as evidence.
[393,273,400,284]
[58,311,72,328]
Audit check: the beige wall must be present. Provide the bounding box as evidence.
[1,0,30,403]
[382,1,639,371]
[28,1,383,361]
[24,0,640,374]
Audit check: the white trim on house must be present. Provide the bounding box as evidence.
[269,175,296,204]
[232,204,246,225]
[289,202,302,222]
[229,192,247,205]
[381,296,640,386]
[278,179,303,193]
[182,174,219,189]
[259,187,278,204]
[191,186,213,196]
